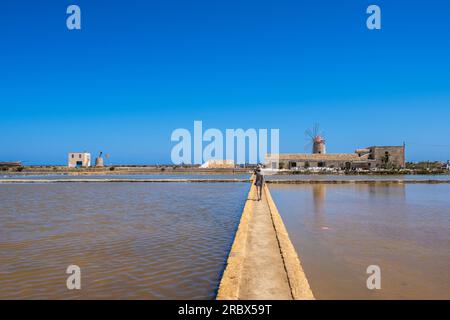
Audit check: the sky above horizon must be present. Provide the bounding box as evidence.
[1,0,450,165]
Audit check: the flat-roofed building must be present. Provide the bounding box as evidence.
[68,152,91,168]
[0,162,22,169]
[266,145,405,170]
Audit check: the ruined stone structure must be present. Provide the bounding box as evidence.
[365,146,406,168]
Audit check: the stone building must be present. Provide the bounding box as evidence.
[363,146,406,168]
[68,152,91,168]
[0,162,22,169]
[266,145,405,170]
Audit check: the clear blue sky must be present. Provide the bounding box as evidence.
[1,0,449,164]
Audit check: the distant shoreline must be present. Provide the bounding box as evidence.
[1,166,250,175]
[1,178,450,184]
[1,165,449,176]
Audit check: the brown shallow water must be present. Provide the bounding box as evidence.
[0,183,248,299]
[270,183,450,299]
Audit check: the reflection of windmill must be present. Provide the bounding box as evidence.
[305,124,326,154]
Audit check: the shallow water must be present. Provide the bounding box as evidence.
[0,183,248,299]
[265,174,450,181]
[270,183,450,299]
[0,173,251,180]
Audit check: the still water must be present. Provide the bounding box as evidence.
[270,183,450,299]
[265,174,450,181]
[1,173,251,180]
[0,183,248,299]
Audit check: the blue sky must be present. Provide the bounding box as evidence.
[1,0,449,164]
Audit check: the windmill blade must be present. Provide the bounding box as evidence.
[314,123,323,138]
[305,128,314,139]
[304,140,313,151]
[313,123,319,137]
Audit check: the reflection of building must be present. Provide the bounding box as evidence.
[312,184,326,212]
[365,183,406,198]
[311,184,327,229]
[266,145,405,170]
[68,152,91,168]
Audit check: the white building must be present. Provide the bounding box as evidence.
[68,152,91,168]
[200,159,235,168]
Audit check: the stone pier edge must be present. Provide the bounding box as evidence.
[216,183,255,300]
[216,182,315,300]
[263,183,315,300]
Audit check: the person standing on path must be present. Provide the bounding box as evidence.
[254,167,264,201]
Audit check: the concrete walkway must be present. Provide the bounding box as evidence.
[238,187,292,299]
[217,183,314,300]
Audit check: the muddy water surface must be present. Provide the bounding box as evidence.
[0,183,248,299]
[270,183,450,299]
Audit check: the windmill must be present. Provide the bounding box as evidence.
[305,124,326,154]
[95,151,105,167]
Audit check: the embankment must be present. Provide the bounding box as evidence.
[216,182,314,300]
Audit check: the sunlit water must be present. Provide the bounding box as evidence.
[1,173,251,180]
[270,183,450,299]
[265,174,450,181]
[0,183,248,299]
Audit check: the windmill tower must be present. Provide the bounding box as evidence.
[305,124,326,154]
[95,151,104,167]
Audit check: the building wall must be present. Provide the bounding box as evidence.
[68,153,91,168]
[369,146,405,168]
[276,160,354,169]
[271,159,380,170]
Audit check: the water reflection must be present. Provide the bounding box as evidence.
[270,183,450,299]
[365,184,406,198]
[311,185,326,228]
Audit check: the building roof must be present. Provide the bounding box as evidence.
[367,146,404,149]
[266,153,361,162]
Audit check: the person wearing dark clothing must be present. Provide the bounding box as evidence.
[254,168,264,201]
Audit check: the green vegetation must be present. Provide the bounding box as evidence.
[406,161,445,170]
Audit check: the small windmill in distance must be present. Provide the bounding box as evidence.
[95,151,104,167]
[305,124,326,154]
[95,152,111,167]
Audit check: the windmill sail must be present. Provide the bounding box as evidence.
[305,124,326,154]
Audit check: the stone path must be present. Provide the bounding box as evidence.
[217,183,314,300]
[237,188,292,299]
